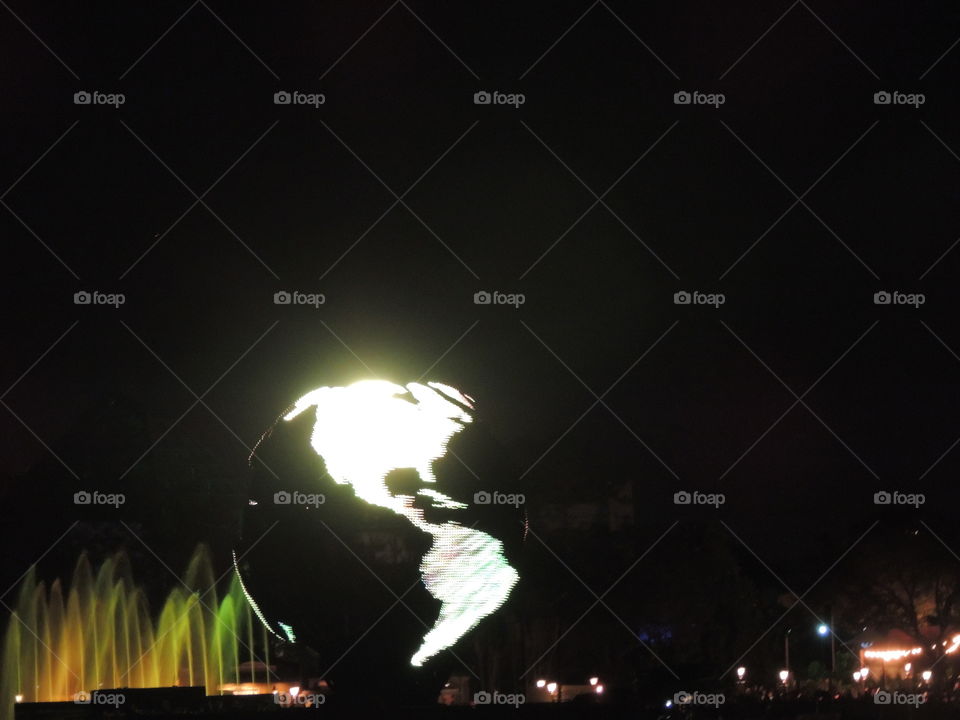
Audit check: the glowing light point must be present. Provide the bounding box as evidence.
[589,677,598,686]
[779,670,789,683]
[284,380,519,667]
[922,670,932,682]
[536,680,546,688]
[546,682,557,694]
[945,634,960,654]
[817,624,829,636]
[736,667,746,680]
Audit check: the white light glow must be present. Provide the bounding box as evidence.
[536,680,546,688]
[922,670,932,681]
[284,380,519,667]
[232,549,281,640]
[289,686,300,698]
[736,667,746,679]
[595,684,604,694]
[779,670,789,682]
[546,682,557,694]
[589,677,598,686]
[853,671,861,681]
[278,622,296,643]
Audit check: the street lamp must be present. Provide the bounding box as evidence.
[784,628,792,675]
[589,677,598,686]
[922,671,932,683]
[779,670,790,684]
[816,612,836,684]
[736,667,746,681]
[535,680,546,688]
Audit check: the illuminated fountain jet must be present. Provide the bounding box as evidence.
[283,380,519,666]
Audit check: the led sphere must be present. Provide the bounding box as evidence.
[235,380,526,703]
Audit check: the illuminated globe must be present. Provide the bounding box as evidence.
[233,381,524,701]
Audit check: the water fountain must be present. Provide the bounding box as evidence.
[0,545,270,720]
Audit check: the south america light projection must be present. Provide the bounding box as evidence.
[283,380,519,666]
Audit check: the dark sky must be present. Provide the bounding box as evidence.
[3,0,960,597]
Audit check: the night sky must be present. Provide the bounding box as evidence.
[3,0,960,695]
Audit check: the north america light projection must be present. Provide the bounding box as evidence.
[283,380,519,667]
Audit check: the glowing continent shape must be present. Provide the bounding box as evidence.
[283,380,519,666]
